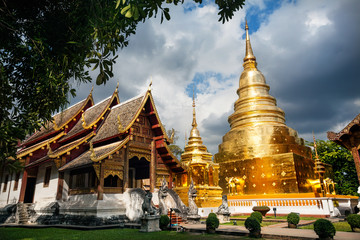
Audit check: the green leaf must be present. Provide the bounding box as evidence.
[121,4,131,15]
[125,8,133,18]
[116,0,121,9]
[88,59,99,64]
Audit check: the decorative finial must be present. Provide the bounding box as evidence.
[90,85,94,95]
[148,76,153,91]
[47,142,53,155]
[81,113,87,128]
[243,19,257,68]
[192,87,197,128]
[53,120,59,130]
[115,81,119,93]
[90,142,96,161]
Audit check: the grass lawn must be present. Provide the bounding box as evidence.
[300,221,352,232]
[0,227,269,240]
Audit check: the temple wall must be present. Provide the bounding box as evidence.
[225,196,358,217]
[0,172,23,207]
[33,162,58,205]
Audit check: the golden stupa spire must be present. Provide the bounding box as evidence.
[181,87,213,164]
[190,88,200,138]
[243,20,257,69]
[313,131,320,160]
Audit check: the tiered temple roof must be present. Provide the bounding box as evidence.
[17,85,183,179]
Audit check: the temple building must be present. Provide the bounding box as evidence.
[174,96,222,208]
[0,85,184,222]
[327,114,360,185]
[214,22,316,196]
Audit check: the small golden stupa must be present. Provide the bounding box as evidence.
[214,21,316,196]
[174,94,223,207]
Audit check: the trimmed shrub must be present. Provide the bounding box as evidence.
[314,219,336,239]
[347,214,360,231]
[250,211,263,223]
[245,217,261,238]
[206,213,220,231]
[287,213,300,225]
[252,206,270,211]
[159,215,170,230]
[252,206,270,216]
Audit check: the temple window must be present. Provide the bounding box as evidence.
[43,166,52,187]
[13,172,20,191]
[69,168,96,190]
[2,175,8,192]
[104,175,121,187]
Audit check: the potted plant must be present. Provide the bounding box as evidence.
[287,212,300,228]
[159,215,170,230]
[250,211,263,224]
[347,214,360,232]
[313,219,336,240]
[245,216,261,238]
[252,206,270,216]
[206,213,219,234]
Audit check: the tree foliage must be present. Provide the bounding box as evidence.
[310,140,358,196]
[166,128,184,159]
[0,0,245,172]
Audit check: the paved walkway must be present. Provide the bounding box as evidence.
[181,223,360,240]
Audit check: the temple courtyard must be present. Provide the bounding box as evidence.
[1,218,360,240]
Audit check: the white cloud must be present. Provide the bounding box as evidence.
[70,0,360,155]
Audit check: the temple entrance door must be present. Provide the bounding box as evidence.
[129,156,150,189]
[24,177,36,203]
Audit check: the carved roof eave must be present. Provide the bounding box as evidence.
[19,91,94,147]
[17,132,65,159]
[147,91,172,143]
[53,92,94,131]
[327,113,360,141]
[107,90,170,138]
[48,132,95,158]
[91,136,130,163]
[82,90,120,130]
[163,141,183,171]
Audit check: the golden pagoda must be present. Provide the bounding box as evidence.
[174,94,222,207]
[214,21,316,196]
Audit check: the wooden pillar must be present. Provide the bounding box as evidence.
[97,162,104,200]
[351,147,360,184]
[18,157,30,203]
[56,172,64,200]
[123,143,129,190]
[56,156,66,200]
[150,140,156,192]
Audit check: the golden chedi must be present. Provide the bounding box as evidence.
[214,22,316,196]
[174,96,222,207]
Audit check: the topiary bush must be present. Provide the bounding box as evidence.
[245,217,261,238]
[252,206,270,216]
[206,213,220,232]
[314,219,336,239]
[287,213,300,225]
[347,214,360,231]
[250,211,263,223]
[159,215,170,230]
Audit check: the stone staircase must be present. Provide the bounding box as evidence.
[16,203,34,224]
[167,210,183,225]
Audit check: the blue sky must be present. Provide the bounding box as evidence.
[71,0,360,154]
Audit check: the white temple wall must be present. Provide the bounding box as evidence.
[61,171,70,201]
[0,171,23,208]
[33,162,58,210]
